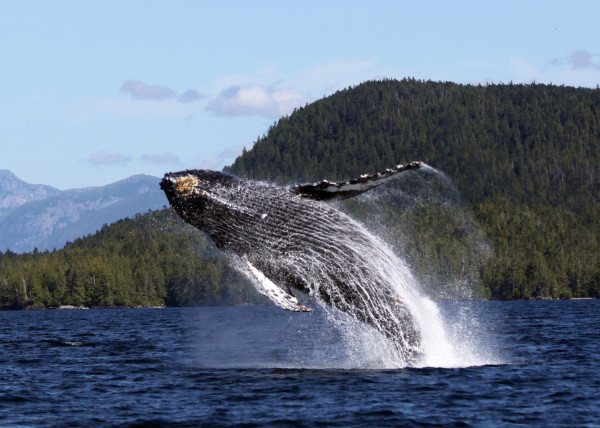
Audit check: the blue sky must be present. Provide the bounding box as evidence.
[1,1,599,189]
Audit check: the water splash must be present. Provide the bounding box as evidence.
[315,164,500,368]
[241,210,494,369]
[317,230,487,369]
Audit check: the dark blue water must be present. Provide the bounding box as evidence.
[1,300,599,427]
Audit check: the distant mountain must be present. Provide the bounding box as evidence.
[0,173,167,253]
[0,170,62,217]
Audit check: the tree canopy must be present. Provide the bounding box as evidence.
[226,79,600,299]
[0,209,264,309]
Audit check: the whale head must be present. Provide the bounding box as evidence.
[160,169,241,229]
[161,169,235,199]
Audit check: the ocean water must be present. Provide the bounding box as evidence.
[1,300,599,427]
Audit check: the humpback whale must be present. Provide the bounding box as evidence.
[160,162,423,364]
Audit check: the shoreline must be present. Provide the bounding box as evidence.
[18,304,168,311]
[2,297,597,311]
[2,302,264,311]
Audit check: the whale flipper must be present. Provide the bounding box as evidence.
[291,162,423,201]
[245,260,312,312]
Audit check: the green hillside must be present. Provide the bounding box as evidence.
[226,79,600,299]
[227,79,599,206]
[0,209,262,309]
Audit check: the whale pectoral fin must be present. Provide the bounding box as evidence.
[291,161,423,201]
[245,260,312,312]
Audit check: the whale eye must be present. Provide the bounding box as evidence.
[175,175,200,197]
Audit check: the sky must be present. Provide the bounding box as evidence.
[1,1,599,190]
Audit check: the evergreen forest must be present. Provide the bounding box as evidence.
[1,78,599,308]
[0,210,263,309]
[226,79,600,300]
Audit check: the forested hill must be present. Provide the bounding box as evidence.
[0,210,263,309]
[226,79,600,299]
[226,79,600,208]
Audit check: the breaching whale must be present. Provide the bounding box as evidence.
[160,162,423,364]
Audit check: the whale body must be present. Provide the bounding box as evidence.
[160,162,423,364]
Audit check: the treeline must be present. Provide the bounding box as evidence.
[0,209,263,309]
[226,79,600,299]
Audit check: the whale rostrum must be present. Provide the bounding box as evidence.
[160,162,424,364]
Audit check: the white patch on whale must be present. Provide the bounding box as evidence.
[245,259,311,312]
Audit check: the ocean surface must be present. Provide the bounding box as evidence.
[1,300,599,427]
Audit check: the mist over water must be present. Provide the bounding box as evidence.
[343,164,491,290]
[310,229,499,369]
[283,163,501,369]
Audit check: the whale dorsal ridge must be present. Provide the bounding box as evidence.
[291,161,422,201]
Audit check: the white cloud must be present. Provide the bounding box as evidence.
[568,49,600,71]
[88,150,131,165]
[177,89,205,103]
[197,156,225,171]
[140,152,180,164]
[508,52,600,88]
[184,144,253,173]
[218,145,247,158]
[121,80,205,103]
[202,58,386,117]
[206,84,308,117]
[296,58,381,95]
[121,80,177,101]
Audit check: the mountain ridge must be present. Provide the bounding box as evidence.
[0,170,62,216]
[0,172,167,253]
